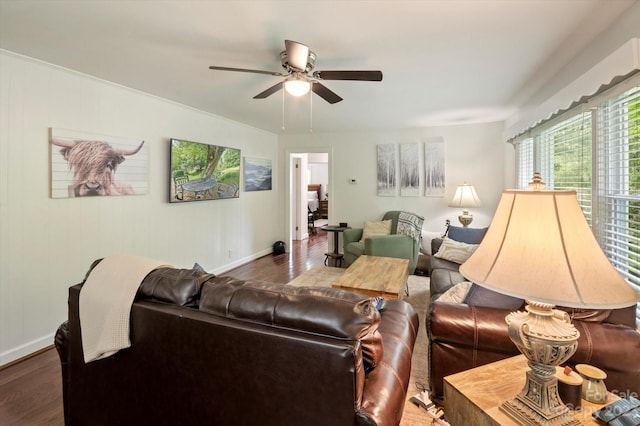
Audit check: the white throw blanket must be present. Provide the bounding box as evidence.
[79,253,171,363]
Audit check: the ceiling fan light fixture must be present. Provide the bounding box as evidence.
[284,78,311,97]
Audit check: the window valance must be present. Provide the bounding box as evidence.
[505,38,640,142]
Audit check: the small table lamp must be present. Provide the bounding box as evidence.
[459,178,638,426]
[449,183,481,227]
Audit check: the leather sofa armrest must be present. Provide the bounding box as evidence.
[357,300,419,426]
[343,228,363,246]
[428,302,516,352]
[55,321,70,425]
[55,320,70,362]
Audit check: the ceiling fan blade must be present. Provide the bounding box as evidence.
[314,70,383,81]
[209,66,286,77]
[285,40,309,72]
[253,82,284,99]
[312,83,343,104]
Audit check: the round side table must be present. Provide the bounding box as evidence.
[320,225,351,267]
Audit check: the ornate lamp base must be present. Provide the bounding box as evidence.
[500,370,580,426]
[457,209,473,227]
[502,301,581,426]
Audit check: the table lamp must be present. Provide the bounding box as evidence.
[459,176,639,426]
[449,183,481,227]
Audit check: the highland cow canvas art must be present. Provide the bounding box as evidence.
[50,128,148,198]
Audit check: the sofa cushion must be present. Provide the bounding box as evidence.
[199,277,383,370]
[434,236,479,264]
[360,219,392,242]
[447,225,487,244]
[462,283,524,310]
[138,267,215,306]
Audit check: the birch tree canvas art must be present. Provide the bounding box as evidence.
[377,144,396,196]
[424,138,445,196]
[400,143,420,196]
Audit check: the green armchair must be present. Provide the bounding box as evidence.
[343,211,424,273]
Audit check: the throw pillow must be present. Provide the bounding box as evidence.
[463,283,524,310]
[433,236,478,264]
[437,281,472,303]
[447,225,488,244]
[360,219,392,242]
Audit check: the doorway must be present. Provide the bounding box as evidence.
[286,148,332,248]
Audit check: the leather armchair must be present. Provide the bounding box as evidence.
[426,225,640,406]
[343,211,423,273]
[428,301,640,406]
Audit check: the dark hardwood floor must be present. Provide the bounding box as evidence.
[0,230,329,425]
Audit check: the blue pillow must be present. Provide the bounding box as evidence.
[447,226,487,244]
[463,283,524,310]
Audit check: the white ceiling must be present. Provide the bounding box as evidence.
[0,0,635,134]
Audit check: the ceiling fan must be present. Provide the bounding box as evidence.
[209,40,382,104]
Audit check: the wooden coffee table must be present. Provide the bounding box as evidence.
[331,255,409,299]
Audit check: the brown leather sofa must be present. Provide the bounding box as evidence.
[55,263,419,426]
[426,230,640,406]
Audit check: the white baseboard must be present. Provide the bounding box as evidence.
[1,333,55,367]
[210,247,273,275]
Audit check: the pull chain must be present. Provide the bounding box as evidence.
[281,87,285,132]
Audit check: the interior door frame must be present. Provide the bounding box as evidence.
[285,146,333,250]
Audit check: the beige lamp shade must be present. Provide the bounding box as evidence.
[460,190,638,309]
[448,183,481,208]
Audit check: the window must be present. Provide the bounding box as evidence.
[513,81,640,317]
[595,86,640,302]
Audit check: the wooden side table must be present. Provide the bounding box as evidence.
[444,355,619,426]
[320,225,350,267]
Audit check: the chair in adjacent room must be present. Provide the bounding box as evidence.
[308,206,317,235]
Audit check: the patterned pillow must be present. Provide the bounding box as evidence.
[438,281,472,303]
[433,236,478,264]
[360,219,392,242]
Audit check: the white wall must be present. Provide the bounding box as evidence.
[0,51,279,365]
[279,123,508,238]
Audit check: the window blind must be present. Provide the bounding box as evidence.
[515,137,534,189]
[595,86,640,300]
[538,111,593,223]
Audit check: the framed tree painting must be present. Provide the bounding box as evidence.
[424,137,445,197]
[169,138,240,202]
[377,144,397,196]
[400,142,420,196]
